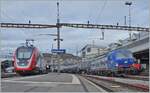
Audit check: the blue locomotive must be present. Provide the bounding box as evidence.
[107,49,134,69]
[88,49,142,76]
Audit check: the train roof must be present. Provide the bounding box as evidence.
[17,45,35,49]
[80,44,106,52]
[109,49,131,54]
[88,49,132,60]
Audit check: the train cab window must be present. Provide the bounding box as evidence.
[87,48,91,52]
[17,47,33,59]
[116,52,132,59]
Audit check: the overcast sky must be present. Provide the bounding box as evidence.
[0,0,149,55]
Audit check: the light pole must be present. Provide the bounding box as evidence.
[56,2,61,50]
[125,1,132,40]
[56,2,64,74]
[41,2,63,73]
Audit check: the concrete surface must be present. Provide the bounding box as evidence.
[1,73,104,92]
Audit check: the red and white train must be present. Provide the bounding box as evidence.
[13,45,48,75]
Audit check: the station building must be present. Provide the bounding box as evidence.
[80,44,108,59]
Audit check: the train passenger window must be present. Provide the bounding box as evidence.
[87,48,91,52]
[82,52,86,57]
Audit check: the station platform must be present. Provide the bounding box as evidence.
[1,72,17,78]
[1,73,105,92]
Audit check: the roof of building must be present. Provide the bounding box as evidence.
[43,53,81,62]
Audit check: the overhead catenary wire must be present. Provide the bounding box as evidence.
[1,10,28,53]
[95,0,108,24]
[1,10,28,38]
[86,1,107,44]
[94,0,107,41]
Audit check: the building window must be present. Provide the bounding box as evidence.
[87,48,91,52]
[82,52,86,57]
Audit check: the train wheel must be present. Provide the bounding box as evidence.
[110,72,115,77]
[17,72,27,76]
[39,70,42,74]
[131,70,139,75]
[130,67,139,75]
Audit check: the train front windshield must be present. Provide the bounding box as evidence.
[17,47,33,59]
[116,52,133,59]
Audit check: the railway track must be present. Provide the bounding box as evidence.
[81,75,149,92]
[123,75,149,81]
[1,72,19,78]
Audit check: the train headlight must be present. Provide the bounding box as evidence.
[124,61,128,63]
[36,63,39,67]
[115,63,118,66]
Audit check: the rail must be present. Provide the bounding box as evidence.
[81,75,149,92]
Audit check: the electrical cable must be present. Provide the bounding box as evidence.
[95,0,108,23]
[1,10,28,53]
[95,1,108,41]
